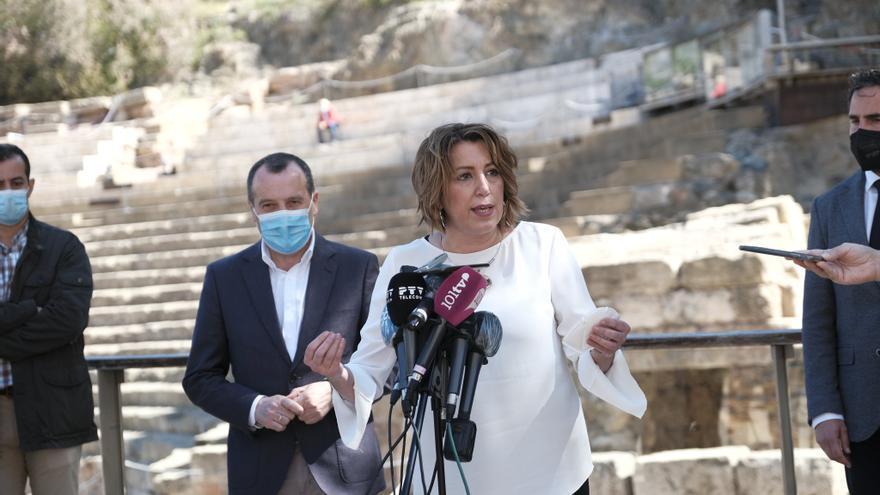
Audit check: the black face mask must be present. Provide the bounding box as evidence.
[851,128,880,172]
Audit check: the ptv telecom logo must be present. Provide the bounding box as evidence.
[387,285,424,301]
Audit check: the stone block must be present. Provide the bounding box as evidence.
[79,455,104,495]
[632,183,677,211]
[611,286,784,330]
[188,444,228,495]
[678,255,795,289]
[624,347,772,373]
[604,158,683,188]
[680,152,740,181]
[565,186,635,216]
[583,260,676,298]
[591,452,636,495]
[632,446,749,495]
[734,449,848,495]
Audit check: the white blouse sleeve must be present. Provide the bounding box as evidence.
[331,249,399,448]
[548,227,647,418]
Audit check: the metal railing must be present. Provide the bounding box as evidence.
[87,328,804,495]
[767,35,880,78]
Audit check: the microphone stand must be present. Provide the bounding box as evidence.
[400,348,449,495]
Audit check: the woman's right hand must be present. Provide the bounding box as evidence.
[304,331,346,379]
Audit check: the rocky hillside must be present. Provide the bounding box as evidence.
[3,0,878,105]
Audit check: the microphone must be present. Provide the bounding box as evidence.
[385,272,427,403]
[457,311,502,420]
[444,311,502,462]
[404,267,488,407]
[379,307,407,400]
[403,266,450,331]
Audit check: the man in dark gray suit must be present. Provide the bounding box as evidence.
[183,153,385,494]
[803,68,880,494]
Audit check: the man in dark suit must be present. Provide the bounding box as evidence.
[0,144,96,495]
[803,68,880,494]
[183,152,385,494]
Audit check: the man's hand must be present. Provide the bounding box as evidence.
[255,395,303,432]
[794,243,880,285]
[289,382,333,425]
[587,317,631,372]
[304,331,346,379]
[815,419,852,467]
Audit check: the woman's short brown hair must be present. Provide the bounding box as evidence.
[411,123,528,232]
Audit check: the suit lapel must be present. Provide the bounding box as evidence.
[840,172,868,246]
[836,173,880,292]
[292,234,337,368]
[241,243,292,366]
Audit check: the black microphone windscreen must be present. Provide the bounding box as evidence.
[473,311,502,357]
[386,272,427,326]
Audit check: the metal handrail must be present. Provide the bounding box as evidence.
[625,328,801,348]
[86,328,804,494]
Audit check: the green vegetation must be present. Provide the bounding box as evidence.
[0,0,192,106]
[0,0,414,106]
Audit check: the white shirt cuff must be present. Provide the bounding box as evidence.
[812,412,845,429]
[332,365,381,449]
[249,395,265,429]
[576,348,647,418]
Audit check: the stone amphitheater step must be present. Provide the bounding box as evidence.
[191,77,606,158]
[94,406,220,436]
[86,319,194,345]
[89,300,198,327]
[85,223,418,269]
[92,283,203,307]
[122,366,186,385]
[3,125,116,175]
[85,339,191,357]
[86,228,260,257]
[81,431,195,465]
[30,159,405,220]
[199,60,600,143]
[37,173,419,230]
[185,132,414,175]
[563,186,636,216]
[519,129,736,219]
[75,213,252,244]
[94,267,206,290]
[91,382,190,408]
[90,244,251,273]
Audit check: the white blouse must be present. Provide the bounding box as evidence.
[332,222,646,494]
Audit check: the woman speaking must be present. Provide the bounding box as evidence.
[305,123,647,494]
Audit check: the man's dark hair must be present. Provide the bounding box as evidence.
[0,144,31,178]
[246,152,315,204]
[848,68,880,103]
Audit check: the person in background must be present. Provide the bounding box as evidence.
[304,123,646,494]
[183,152,384,494]
[801,68,880,493]
[0,144,95,495]
[316,98,340,144]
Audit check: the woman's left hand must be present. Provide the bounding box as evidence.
[587,317,631,357]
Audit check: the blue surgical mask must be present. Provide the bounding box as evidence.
[0,189,28,226]
[255,200,313,255]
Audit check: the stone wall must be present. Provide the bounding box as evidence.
[567,195,812,453]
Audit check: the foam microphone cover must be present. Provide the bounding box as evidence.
[433,266,488,326]
[472,311,502,357]
[386,272,427,326]
[380,306,398,345]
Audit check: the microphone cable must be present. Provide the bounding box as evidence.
[445,421,472,495]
